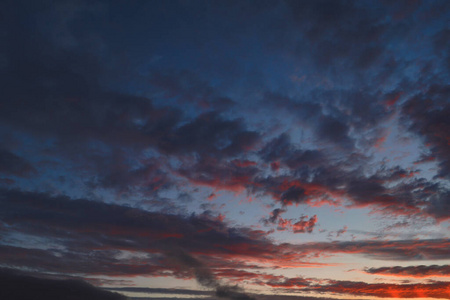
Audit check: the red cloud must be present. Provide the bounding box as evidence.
[292,215,317,233]
[384,91,403,107]
[277,215,318,233]
[2,189,450,287]
[266,276,450,299]
[232,159,258,168]
[305,280,450,299]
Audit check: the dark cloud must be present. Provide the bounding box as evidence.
[108,287,361,300]
[159,111,260,158]
[401,85,450,180]
[0,188,268,257]
[1,0,450,297]
[149,69,236,111]
[280,186,307,205]
[216,285,256,300]
[2,188,450,300]
[0,188,295,276]
[0,21,260,196]
[1,188,449,279]
[293,239,450,261]
[0,244,171,277]
[0,149,36,177]
[255,152,450,219]
[90,157,172,196]
[252,176,330,207]
[262,87,395,153]
[261,208,286,225]
[0,0,260,201]
[177,156,259,192]
[1,0,447,223]
[108,287,212,296]
[364,264,450,278]
[0,268,126,300]
[265,276,311,288]
[316,115,353,150]
[259,133,325,169]
[433,27,450,72]
[285,0,417,77]
[265,135,450,219]
[426,190,450,221]
[164,249,256,300]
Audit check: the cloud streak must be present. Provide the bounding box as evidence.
[364,265,450,278]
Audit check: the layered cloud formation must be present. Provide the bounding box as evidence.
[1,0,449,299]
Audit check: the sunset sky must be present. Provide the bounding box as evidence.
[1,1,450,299]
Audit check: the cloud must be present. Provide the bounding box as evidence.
[258,133,325,168]
[0,188,305,276]
[0,268,126,300]
[107,287,362,300]
[90,157,172,197]
[0,3,260,200]
[0,188,264,255]
[157,111,260,158]
[293,239,450,261]
[364,264,450,278]
[265,275,450,299]
[261,208,286,225]
[164,248,256,300]
[265,277,311,288]
[401,86,450,182]
[149,69,236,110]
[177,156,259,192]
[336,226,347,237]
[302,280,450,299]
[328,226,348,238]
[284,0,425,81]
[108,287,212,296]
[0,1,449,299]
[1,0,449,230]
[2,187,450,300]
[255,151,450,220]
[275,215,318,234]
[264,275,450,299]
[1,188,449,281]
[0,149,36,177]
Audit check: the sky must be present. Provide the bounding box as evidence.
[0,0,450,299]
